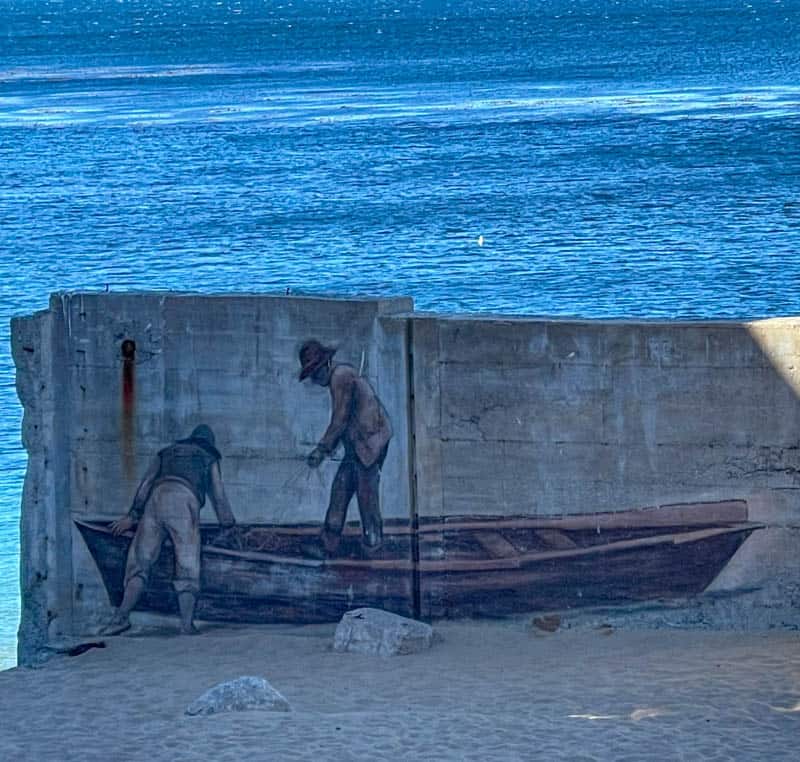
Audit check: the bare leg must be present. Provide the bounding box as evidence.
[163,483,202,633]
[99,576,145,636]
[178,592,199,634]
[118,576,146,617]
[103,510,164,636]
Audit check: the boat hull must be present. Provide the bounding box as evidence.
[76,523,416,623]
[75,505,760,623]
[421,528,752,618]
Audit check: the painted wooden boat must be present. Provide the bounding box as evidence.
[75,500,761,623]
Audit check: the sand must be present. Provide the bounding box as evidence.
[1,618,798,761]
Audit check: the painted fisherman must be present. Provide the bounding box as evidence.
[299,340,392,554]
[101,424,236,636]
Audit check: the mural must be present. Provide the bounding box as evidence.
[78,500,761,629]
[97,424,237,635]
[298,339,392,555]
[417,501,761,619]
[74,338,763,634]
[78,518,417,624]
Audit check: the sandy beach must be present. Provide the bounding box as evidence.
[1,617,798,761]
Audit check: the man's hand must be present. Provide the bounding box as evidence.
[110,515,135,536]
[212,524,243,550]
[307,447,325,469]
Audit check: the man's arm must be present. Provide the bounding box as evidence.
[110,456,159,536]
[317,369,354,455]
[208,461,236,527]
[128,457,159,519]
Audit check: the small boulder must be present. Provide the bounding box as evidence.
[333,608,436,657]
[186,676,290,716]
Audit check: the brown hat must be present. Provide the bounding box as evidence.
[298,340,336,381]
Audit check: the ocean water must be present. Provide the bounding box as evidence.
[1,0,799,669]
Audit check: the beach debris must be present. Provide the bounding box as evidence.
[333,608,436,657]
[67,641,107,657]
[44,638,107,657]
[185,676,291,716]
[530,614,562,635]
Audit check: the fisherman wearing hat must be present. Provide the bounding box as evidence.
[101,424,237,636]
[299,340,392,554]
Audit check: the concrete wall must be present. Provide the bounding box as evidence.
[12,305,73,663]
[408,315,800,516]
[12,295,800,663]
[407,314,800,601]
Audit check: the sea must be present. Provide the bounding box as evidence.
[1,0,799,669]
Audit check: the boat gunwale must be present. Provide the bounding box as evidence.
[74,518,763,574]
[77,498,749,536]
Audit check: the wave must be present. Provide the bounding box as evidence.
[1,82,798,129]
[0,61,350,84]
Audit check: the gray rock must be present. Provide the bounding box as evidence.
[333,608,436,656]
[186,676,290,716]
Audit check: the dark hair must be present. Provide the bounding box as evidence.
[189,424,215,447]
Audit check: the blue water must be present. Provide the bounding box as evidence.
[1,0,799,669]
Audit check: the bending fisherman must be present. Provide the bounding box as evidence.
[101,424,236,636]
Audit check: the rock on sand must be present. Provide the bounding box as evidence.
[333,608,436,656]
[185,675,290,716]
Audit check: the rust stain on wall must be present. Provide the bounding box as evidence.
[120,339,136,482]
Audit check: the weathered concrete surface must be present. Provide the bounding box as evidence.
[333,608,436,656]
[185,675,290,715]
[532,584,800,634]
[11,306,74,667]
[409,316,800,517]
